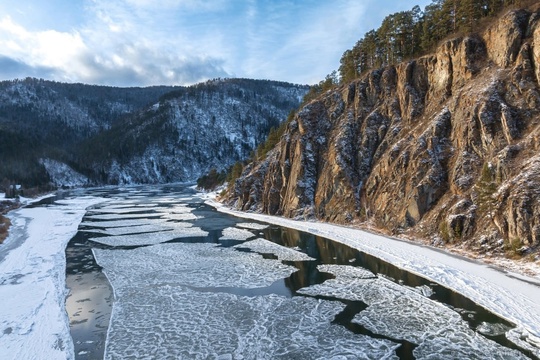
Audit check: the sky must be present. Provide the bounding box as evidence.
[0,0,432,87]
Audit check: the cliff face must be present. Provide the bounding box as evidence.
[228,9,540,255]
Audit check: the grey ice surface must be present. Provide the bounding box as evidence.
[235,238,315,261]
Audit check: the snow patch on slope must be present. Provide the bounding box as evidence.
[40,158,90,188]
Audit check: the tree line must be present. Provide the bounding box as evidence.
[336,0,531,85]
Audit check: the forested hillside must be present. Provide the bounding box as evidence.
[0,78,177,188]
[338,0,532,83]
[0,78,307,189]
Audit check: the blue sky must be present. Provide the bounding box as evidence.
[0,0,432,87]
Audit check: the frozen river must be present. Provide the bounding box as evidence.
[59,185,536,359]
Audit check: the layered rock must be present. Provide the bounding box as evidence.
[227,9,540,255]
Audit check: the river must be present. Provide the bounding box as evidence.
[53,184,539,359]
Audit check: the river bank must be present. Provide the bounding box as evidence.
[0,196,105,360]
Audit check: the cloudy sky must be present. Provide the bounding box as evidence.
[0,0,431,87]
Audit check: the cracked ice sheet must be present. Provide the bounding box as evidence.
[0,196,105,360]
[93,243,399,359]
[105,289,399,359]
[219,227,256,241]
[298,265,527,359]
[207,199,540,345]
[236,238,315,261]
[93,243,295,291]
[89,226,207,246]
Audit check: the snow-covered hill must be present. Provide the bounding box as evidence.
[0,77,308,187]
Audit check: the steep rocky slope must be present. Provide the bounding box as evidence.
[227,8,540,255]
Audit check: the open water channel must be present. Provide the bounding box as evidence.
[59,185,535,359]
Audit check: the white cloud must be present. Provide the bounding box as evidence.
[0,0,434,86]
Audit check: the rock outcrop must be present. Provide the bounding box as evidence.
[227,9,540,255]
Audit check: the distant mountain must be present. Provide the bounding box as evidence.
[76,79,308,184]
[0,77,308,187]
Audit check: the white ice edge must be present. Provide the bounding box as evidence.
[0,196,106,360]
[205,198,540,343]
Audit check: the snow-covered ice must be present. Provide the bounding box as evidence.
[236,222,269,230]
[0,196,105,360]
[236,238,315,261]
[219,227,256,241]
[84,213,164,220]
[207,198,540,352]
[88,226,208,247]
[80,218,168,228]
[81,223,175,236]
[94,242,296,290]
[299,265,527,359]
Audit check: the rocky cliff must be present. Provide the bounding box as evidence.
[227,8,540,256]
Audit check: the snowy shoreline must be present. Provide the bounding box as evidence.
[0,196,106,360]
[205,198,540,352]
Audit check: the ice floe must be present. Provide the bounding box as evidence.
[89,227,207,247]
[84,213,164,220]
[236,222,269,230]
[161,212,199,221]
[219,227,255,241]
[93,242,295,290]
[81,224,175,236]
[297,265,527,359]
[104,289,400,359]
[235,238,315,261]
[80,218,168,228]
[87,207,160,214]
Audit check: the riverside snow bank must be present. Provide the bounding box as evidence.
[0,196,106,360]
[206,198,540,351]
